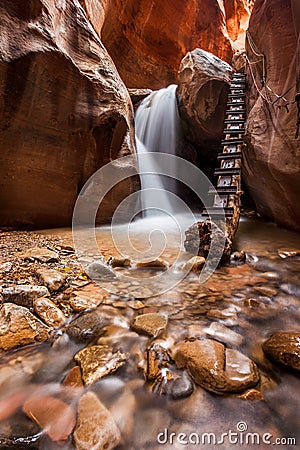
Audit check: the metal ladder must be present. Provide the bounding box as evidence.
[202,73,246,218]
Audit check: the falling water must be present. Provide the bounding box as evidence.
[135,84,181,216]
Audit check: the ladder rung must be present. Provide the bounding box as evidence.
[208,186,238,195]
[202,207,234,217]
[228,93,246,99]
[224,128,245,135]
[224,119,245,124]
[214,168,241,176]
[217,152,242,160]
[227,101,245,107]
[221,138,244,145]
[226,109,245,114]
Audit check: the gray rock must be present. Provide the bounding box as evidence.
[35,268,68,292]
[1,285,50,308]
[74,391,121,450]
[169,371,194,399]
[66,309,106,342]
[0,303,50,352]
[74,345,128,386]
[86,261,117,281]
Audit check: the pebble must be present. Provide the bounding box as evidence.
[203,322,244,346]
[136,258,170,270]
[244,298,260,307]
[277,248,300,259]
[1,285,50,308]
[109,257,131,268]
[17,247,59,263]
[262,332,300,371]
[74,345,127,386]
[33,297,66,327]
[66,309,106,342]
[22,395,76,443]
[238,389,264,401]
[0,303,50,352]
[254,286,278,297]
[131,313,168,337]
[144,344,172,381]
[62,366,83,389]
[74,391,121,450]
[183,256,206,272]
[35,268,68,292]
[169,371,194,399]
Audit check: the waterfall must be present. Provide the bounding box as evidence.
[135,84,180,216]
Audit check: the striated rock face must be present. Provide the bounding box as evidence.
[101,0,235,89]
[224,0,251,50]
[0,0,137,228]
[244,0,300,232]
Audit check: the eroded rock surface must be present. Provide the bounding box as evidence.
[263,332,300,372]
[131,313,168,338]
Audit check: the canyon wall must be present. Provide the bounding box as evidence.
[244,0,300,232]
[100,0,250,89]
[0,0,138,228]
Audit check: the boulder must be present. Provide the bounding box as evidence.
[74,391,121,450]
[244,0,300,232]
[0,0,137,228]
[0,303,50,352]
[35,268,67,292]
[262,332,300,371]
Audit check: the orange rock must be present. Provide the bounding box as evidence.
[0,390,27,422]
[62,366,83,389]
[22,395,76,443]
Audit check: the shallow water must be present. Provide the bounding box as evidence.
[1,216,300,449]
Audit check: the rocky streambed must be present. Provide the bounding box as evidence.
[0,217,299,449]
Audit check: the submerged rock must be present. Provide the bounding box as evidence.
[136,258,170,270]
[131,313,168,338]
[33,297,66,328]
[23,395,76,443]
[62,366,83,389]
[204,322,244,346]
[0,303,50,352]
[145,344,172,381]
[1,285,50,308]
[183,256,206,272]
[262,332,300,372]
[74,391,121,450]
[35,268,68,292]
[74,345,127,386]
[17,248,59,263]
[175,338,259,393]
[169,371,195,399]
[66,309,106,342]
[86,262,117,281]
[109,257,131,268]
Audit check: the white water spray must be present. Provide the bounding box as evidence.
[135,84,180,216]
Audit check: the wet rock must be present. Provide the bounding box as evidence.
[136,258,169,270]
[74,391,121,450]
[68,291,104,312]
[238,389,264,401]
[35,268,67,293]
[131,313,168,338]
[33,297,66,328]
[175,339,259,393]
[74,345,127,386]
[169,371,194,399]
[17,248,59,263]
[0,303,50,352]
[1,285,50,308]
[183,256,206,272]
[244,298,260,307]
[230,250,246,264]
[278,248,300,259]
[280,283,300,296]
[66,310,106,342]
[62,366,83,389]
[85,262,117,281]
[206,305,238,325]
[109,257,131,268]
[204,322,244,346]
[255,286,278,297]
[145,344,172,381]
[23,395,75,443]
[262,332,300,371]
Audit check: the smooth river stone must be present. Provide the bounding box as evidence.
[74,345,127,386]
[263,332,300,371]
[33,297,66,328]
[204,322,244,346]
[131,313,168,337]
[74,391,121,450]
[174,338,259,393]
[0,303,50,352]
[183,256,206,272]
